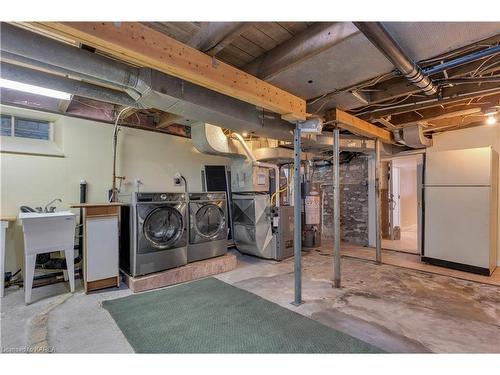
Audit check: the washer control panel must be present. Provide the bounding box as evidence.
[135,192,186,203]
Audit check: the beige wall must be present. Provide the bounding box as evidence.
[399,165,417,229]
[1,106,229,273]
[427,123,500,266]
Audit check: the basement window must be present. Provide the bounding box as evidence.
[1,115,51,140]
[0,113,62,157]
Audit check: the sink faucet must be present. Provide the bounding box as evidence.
[44,198,62,213]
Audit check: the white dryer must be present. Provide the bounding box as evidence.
[187,192,228,262]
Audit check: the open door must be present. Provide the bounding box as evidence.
[416,154,424,255]
[388,162,401,240]
[381,154,421,254]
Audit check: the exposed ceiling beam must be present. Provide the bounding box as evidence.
[31,22,306,122]
[116,106,139,120]
[326,108,393,143]
[187,22,253,56]
[245,22,359,80]
[423,114,489,133]
[358,83,500,121]
[389,94,500,126]
[157,112,183,128]
[57,98,72,112]
[307,41,500,113]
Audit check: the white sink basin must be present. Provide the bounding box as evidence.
[19,211,74,219]
[19,211,76,255]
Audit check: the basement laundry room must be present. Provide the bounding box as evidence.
[1,3,500,371]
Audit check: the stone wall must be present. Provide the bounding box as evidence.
[312,153,369,245]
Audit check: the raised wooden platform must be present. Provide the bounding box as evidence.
[122,253,237,293]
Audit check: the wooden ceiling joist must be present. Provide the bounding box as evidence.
[32,22,307,122]
[326,108,393,143]
[157,112,183,128]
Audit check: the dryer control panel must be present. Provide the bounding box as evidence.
[135,192,186,203]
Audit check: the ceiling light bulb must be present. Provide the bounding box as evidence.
[0,78,72,100]
[486,114,496,125]
[242,132,248,137]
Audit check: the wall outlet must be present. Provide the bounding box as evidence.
[173,172,182,186]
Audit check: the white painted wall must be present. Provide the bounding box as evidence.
[393,156,418,229]
[427,123,500,266]
[0,106,230,273]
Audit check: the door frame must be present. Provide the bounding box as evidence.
[380,152,425,255]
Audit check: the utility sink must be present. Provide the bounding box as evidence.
[19,211,76,304]
[19,211,76,255]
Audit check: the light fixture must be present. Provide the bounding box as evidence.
[0,78,72,100]
[242,131,248,137]
[486,114,496,125]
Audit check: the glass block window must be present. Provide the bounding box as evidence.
[14,118,50,140]
[1,115,12,136]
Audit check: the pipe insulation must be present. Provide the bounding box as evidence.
[354,22,437,96]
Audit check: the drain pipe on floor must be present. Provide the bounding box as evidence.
[231,133,281,207]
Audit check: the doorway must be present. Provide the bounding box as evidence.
[381,154,422,254]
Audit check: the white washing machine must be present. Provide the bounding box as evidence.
[187,192,228,262]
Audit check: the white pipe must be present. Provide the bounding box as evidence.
[231,133,280,207]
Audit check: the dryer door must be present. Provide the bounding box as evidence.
[191,202,226,243]
[141,206,184,252]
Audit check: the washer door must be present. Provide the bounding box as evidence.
[142,206,184,250]
[194,203,226,240]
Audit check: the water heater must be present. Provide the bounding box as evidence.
[301,182,322,248]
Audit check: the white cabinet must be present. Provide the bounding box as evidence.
[86,216,119,282]
[71,203,122,293]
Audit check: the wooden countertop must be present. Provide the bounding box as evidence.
[0,216,17,222]
[69,203,124,208]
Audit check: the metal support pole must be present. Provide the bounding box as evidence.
[292,124,303,306]
[375,138,382,263]
[332,127,341,288]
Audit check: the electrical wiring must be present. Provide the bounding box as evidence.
[474,60,500,76]
[307,72,395,107]
[351,94,414,113]
[270,184,290,206]
[471,53,500,76]
[419,43,494,65]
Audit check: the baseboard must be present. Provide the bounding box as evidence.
[421,257,491,276]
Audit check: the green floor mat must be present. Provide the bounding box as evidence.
[103,277,383,353]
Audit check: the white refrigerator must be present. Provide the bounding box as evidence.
[423,146,498,275]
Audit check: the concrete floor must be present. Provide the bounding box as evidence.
[1,246,499,353]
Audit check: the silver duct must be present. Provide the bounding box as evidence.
[354,22,437,96]
[397,124,433,148]
[1,24,295,141]
[0,62,140,108]
[0,23,145,97]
